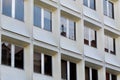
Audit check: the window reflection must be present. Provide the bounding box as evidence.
[61,60,67,80]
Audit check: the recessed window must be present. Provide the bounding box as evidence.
[83,0,96,10]
[34,4,52,32]
[34,52,52,76]
[84,26,97,48]
[61,17,76,40]
[103,0,114,19]
[61,60,77,80]
[1,42,24,69]
[85,67,98,80]
[2,0,24,21]
[106,72,117,80]
[104,35,116,55]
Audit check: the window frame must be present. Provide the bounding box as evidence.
[106,72,117,80]
[2,0,24,21]
[83,0,96,10]
[34,4,52,32]
[84,26,97,48]
[61,16,76,40]
[103,0,114,19]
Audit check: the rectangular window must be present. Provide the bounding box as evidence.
[15,0,24,21]
[1,42,24,69]
[104,35,116,55]
[70,62,76,80]
[2,42,11,66]
[103,0,114,19]
[34,52,41,73]
[2,0,12,17]
[61,60,67,80]
[84,26,97,48]
[83,0,96,10]
[44,55,52,76]
[15,46,24,69]
[44,10,52,31]
[34,5,41,28]
[85,67,98,80]
[106,72,117,80]
[61,17,76,40]
[61,60,77,80]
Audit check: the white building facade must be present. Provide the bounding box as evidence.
[0,0,120,80]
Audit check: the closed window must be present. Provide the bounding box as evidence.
[34,4,52,32]
[1,42,24,69]
[104,35,116,55]
[61,60,77,80]
[103,0,114,19]
[2,0,24,21]
[83,0,96,10]
[61,17,76,40]
[84,26,97,48]
[85,67,98,80]
[34,52,52,76]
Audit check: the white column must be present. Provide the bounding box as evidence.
[41,8,44,29]
[41,53,44,74]
[90,67,92,80]
[12,0,15,18]
[67,61,70,80]
[98,67,106,80]
[11,44,15,67]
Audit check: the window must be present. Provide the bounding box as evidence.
[84,26,97,48]
[106,72,117,80]
[34,4,52,32]
[1,42,24,69]
[103,0,114,19]
[34,52,52,76]
[85,67,98,80]
[61,17,76,40]
[83,0,96,10]
[104,35,116,55]
[2,0,24,21]
[61,60,77,80]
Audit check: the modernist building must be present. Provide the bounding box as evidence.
[0,0,120,80]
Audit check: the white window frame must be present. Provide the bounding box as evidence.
[1,42,24,69]
[1,0,24,21]
[34,4,52,31]
[84,0,96,10]
[61,17,76,40]
[104,0,114,18]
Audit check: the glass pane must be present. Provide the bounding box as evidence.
[34,5,41,28]
[61,60,67,80]
[109,2,114,18]
[112,74,117,80]
[103,0,107,16]
[69,20,76,40]
[85,67,90,80]
[15,46,24,69]
[90,29,96,47]
[2,0,12,17]
[90,0,96,10]
[15,0,24,21]
[84,26,89,45]
[2,42,11,66]
[106,73,110,80]
[61,17,67,37]
[70,62,76,80]
[104,35,109,52]
[92,69,98,80]
[44,55,52,76]
[34,52,41,73]
[44,10,52,31]
[83,0,88,7]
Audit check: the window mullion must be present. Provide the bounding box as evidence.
[90,67,92,80]
[88,0,90,8]
[12,0,15,18]
[1,0,2,12]
[41,53,44,74]
[107,1,109,17]
[89,28,91,46]
[67,61,70,80]
[41,8,44,29]
[11,44,15,67]
[110,74,112,80]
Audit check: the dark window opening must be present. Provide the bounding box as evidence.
[44,55,52,76]
[70,62,76,80]
[2,42,11,66]
[61,24,66,37]
[34,52,41,73]
[112,74,117,80]
[106,73,110,80]
[61,60,67,80]
[85,67,90,80]
[92,69,98,80]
